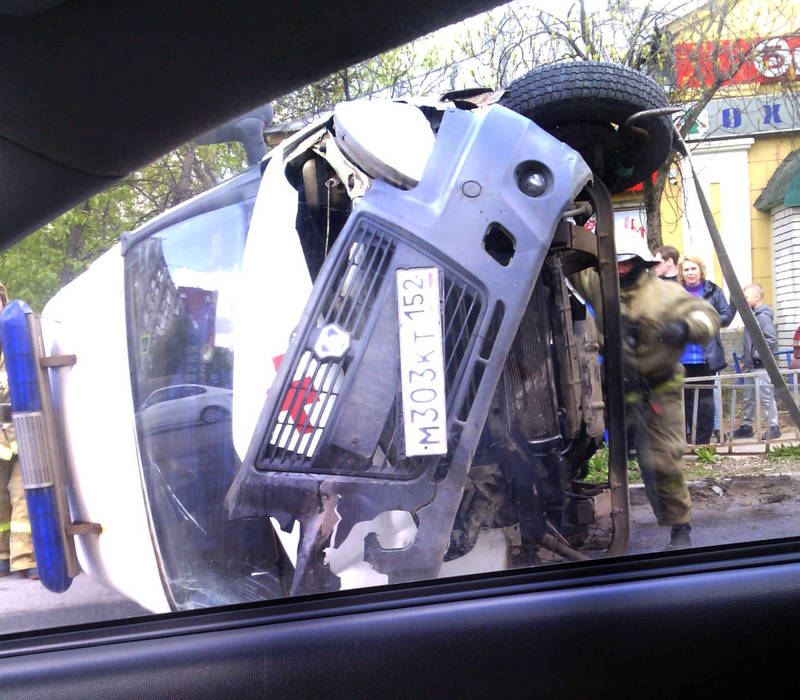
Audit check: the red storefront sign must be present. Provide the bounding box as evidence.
[675,36,800,88]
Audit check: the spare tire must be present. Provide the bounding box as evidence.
[500,62,673,193]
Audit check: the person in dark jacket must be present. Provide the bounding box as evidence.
[733,283,781,440]
[678,255,734,444]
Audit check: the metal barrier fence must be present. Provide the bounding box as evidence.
[683,369,800,451]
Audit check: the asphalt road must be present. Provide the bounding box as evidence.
[625,473,800,553]
[3,472,800,636]
[0,572,148,635]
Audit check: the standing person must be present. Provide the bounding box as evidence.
[733,283,781,440]
[0,283,37,580]
[573,230,719,549]
[653,245,680,281]
[679,255,733,444]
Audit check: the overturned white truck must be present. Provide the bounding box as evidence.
[2,63,675,611]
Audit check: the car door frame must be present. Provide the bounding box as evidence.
[0,537,796,695]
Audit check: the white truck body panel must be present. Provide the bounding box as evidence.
[42,245,170,614]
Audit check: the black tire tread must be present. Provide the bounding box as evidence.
[500,61,672,191]
[501,61,668,126]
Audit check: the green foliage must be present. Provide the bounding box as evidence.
[584,446,642,484]
[585,446,610,481]
[0,142,246,311]
[766,443,800,462]
[694,445,718,464]
[627,458,642,483]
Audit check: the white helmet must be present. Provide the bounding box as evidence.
[615,227,655,263]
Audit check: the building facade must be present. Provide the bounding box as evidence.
[616,0,800,350]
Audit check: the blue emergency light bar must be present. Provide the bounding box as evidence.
[2,301,41,412]
[0,300,72,593]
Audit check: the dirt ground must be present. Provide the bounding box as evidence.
[584,452,800,555]
[681,450,800,480]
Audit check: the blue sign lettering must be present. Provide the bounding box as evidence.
[763,103,782,124]
[722,107,742,129]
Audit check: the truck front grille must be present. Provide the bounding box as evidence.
[257,216,484,479]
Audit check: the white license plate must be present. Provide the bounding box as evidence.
[396,267,448,457]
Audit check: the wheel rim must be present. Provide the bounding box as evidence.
[202,406,225,423]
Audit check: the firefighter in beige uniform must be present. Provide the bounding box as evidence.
[0,284,36,577]
[573,230,719,549]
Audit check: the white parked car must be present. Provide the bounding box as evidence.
[136,384,232,432]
